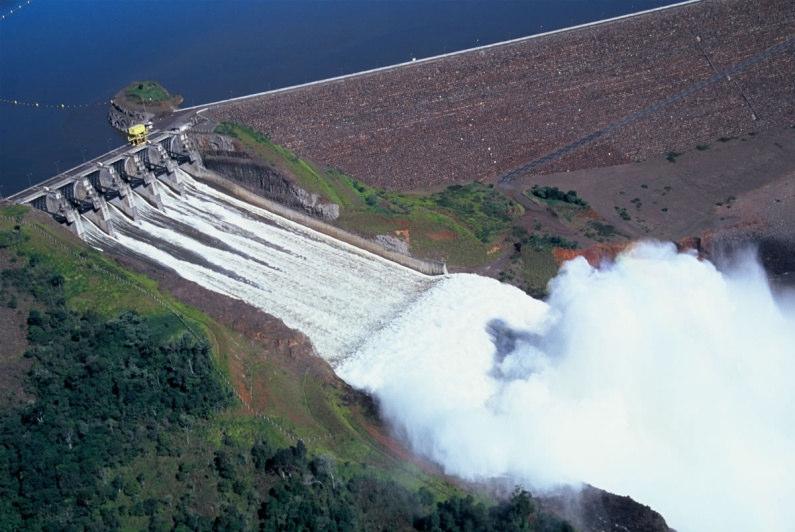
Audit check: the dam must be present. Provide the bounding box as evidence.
[5,0,793,361]
[6,125,202,238]
[2,4,794,530]
[5,118,444,363]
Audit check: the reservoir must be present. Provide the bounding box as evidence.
[0,0,675,195]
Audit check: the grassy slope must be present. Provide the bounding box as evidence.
[124,81,172,104]
[216,122,524,268]
[0,206,458,526]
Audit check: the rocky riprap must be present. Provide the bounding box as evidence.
[208,0,793,191]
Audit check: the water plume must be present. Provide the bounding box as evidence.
[340,242,795,532]
[85,177,793,530]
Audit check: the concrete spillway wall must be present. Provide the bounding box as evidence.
[79,171,438,362]
[187,165,447,276]
[11,126,446,277]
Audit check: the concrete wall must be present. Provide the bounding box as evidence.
[186,166,447,276]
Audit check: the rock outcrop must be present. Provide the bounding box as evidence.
[541,485,672,532]
[193,133,340,221]
[108,101,153,132]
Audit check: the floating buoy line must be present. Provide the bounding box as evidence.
[1,0,32,22]
[0,2,111,112]
[0,97,111,110]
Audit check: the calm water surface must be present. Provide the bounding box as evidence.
[0,0,676,195]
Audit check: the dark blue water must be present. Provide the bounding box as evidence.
[0,0,676,195]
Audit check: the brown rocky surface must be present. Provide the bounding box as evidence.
[541,485,672,532]
[552,243,629,267]
[551,237,707,268]
[208,0,794,191]
[510,124,795,277]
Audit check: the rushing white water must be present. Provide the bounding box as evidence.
[340,242,795,532]
[85,174,795,531]
[83,173,433,362]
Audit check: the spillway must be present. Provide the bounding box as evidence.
[83,170,435,364]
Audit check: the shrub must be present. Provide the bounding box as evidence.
[529,185,588,207]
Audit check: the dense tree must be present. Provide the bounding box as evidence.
[0,258,233,529]
[0,247,572,531]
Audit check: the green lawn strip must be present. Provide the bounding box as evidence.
[517,247,561,297]
[499,227,577,298]
[215,122,344,204]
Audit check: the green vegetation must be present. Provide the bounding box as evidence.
[585,220,619,240]
[0,306,232,527]
[614,206,631,221]
[665,151,681,163]
[0,208,572,530]
[498,227,577,298]
[715,195,737,208]
[0,208,443,482]
[215,122,523,267]
[124,80,172,104]
[528,185,588,207]
[510,226,578,252]
[696,144,711,151]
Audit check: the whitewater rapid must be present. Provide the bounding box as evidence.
[83,172,433,363]
[85,174,795,531]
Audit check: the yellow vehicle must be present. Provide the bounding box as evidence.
[127,123,148,146]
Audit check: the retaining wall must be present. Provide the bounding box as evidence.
[186,167,447,276]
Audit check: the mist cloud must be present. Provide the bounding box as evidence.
[339,242,795,532]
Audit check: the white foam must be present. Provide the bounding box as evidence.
[340,242,795,532]
[86,178,795,531]
[85,175,432,362]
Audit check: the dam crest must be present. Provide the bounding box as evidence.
[11,128,201,238]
